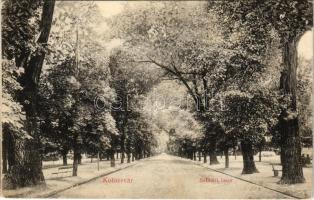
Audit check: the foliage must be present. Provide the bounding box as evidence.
[2,0,42,60]
[297,58,313,136]
[37,2,118,157]
[210,0,312,43]
[210,88,281,144]
[2,59,27,138]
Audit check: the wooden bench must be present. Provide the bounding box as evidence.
[52,166,72,177]
[271,164,282,177]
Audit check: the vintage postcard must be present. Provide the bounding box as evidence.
[1,0,313,199]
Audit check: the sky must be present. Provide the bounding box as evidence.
[298,30,313,60]
[96,1,125,18]
[96,1,313,60]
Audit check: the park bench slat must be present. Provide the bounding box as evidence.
[51,166,72,177]
[58,166,72,170]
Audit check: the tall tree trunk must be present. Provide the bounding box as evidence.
[62,154,67,166]
[198,151,201,161]
[2,142,8,174]
[126,140,131,163]
[137,147,143,159]
[241,140,258,174]
[189,150,193,160]
[132,153,135,162]
[278,37,305,184]
[209,138,219,165]
[234,147,237,160]
[224,147,229,168]
[106,151,110,161]
[139,151,143,159]
[209,150,219,165]
[2,148,8,174]
[72,146,79,176]
[259,149,262,162]
[121,152,125,163]
[7,130,15,171]
[61,149,68,166]
[110,150,115,167]
[203,151,207,163]
[2,127,9,174]
[4,0,55,188]
[127,153,131,163]
[78,154,82,164]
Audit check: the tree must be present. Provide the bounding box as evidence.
[210,89,280,173]
[297,58,313,139]
[37,1,118,175]
[143,83,203,159]
[216,133,237,168]
[2,60,27,175]
[210,0,312,183]
[39,52,118,175]
[2,0,56,188]
[108,48,161,163]
[107,1,230,164]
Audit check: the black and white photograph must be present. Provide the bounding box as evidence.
[1,0,313,199]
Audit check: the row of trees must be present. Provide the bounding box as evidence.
[2,1,158,189]
[1,0,312,189]
[108,1,312,184]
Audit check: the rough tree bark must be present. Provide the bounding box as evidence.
[63,154,68,166]
[241,140,258,174]
[2,129,8,174]
[278,37,305,184]
[209,139,219,165]
[61,149,68,166]
[78,154,82,165]
[110,150,116,167]
[209,150,219,165]
[126,140,131,163]
[189,150,193,160]
[139,150,143,159]
[127,153,131,163]
[203,151,207,163]
[7,131,15,172]
[2,124,14,174]
[224,147,229,168]
[72,146,79,176]
[106,150,110,161]
[121,152,125,163]
[120,124,126,163]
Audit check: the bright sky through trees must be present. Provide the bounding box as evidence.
[96,1,312,60]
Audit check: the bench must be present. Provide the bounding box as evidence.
[52,166,72,177]
[271,164,282,177]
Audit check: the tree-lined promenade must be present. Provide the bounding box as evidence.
[2,0,313,194]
